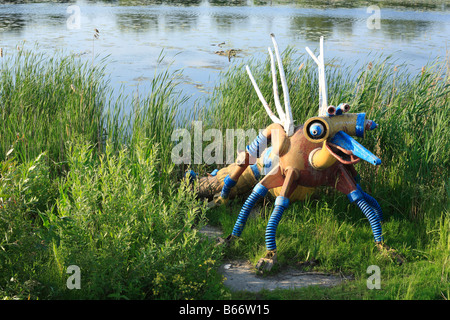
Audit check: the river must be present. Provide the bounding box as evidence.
[1,0,449,112]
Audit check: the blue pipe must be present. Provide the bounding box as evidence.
[232,183,268,237]
[355,198,384,242]
[246,132,268,158]
[330,131,381,166]
[265,196,290,251]
[220,175,237,199]
[348,189,383,242]
[357,184,383,222]
[250,163,260,180]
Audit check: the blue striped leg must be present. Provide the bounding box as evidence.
[255,196,289,271]
[265,196,290,251]
[219,175,237,200]
[348,189,384,243]
[231,183,268,237]
[357,184,383,222]
[246,131,268,159]
[216,132,267,205]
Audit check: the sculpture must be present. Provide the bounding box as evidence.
[189,34,403,271]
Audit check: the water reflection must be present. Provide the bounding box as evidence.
[115,12,159,33]
[2,0,446,10]
[211,12,249,32]
[117,0,203,6]
[163,12,199,32]
[380,19,432,41]
[209,0,249,6]
[291,16,356,41]
[290,15,334,41]
[0,13,25,33]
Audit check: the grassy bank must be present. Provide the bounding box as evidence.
[0,46,449,300]
[0,48,225,299]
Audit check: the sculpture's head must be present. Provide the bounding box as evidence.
[245,34,381,168]
[303,103,381,166]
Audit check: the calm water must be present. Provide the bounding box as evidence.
[1,0,449,111]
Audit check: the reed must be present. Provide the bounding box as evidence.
[0,48,224,300]
[0,46,107,172]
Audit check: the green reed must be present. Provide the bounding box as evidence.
[0,48,225,300]
[0,47,108,170]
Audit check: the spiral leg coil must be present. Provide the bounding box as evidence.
[357,185,383,222]
[232,183,268,237]
[265,196,290,251]
[355,198,384,242]
[246,132,267,158]
[220,175,237,199]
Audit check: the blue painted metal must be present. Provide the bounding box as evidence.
[246,131,267,158]
[309,123,324,138]
[367,120,378,131]
[265,196,290,251]
[347,189,364,203]
[185,170,197,184]
[232,183,269,237]
[357,184,383,222]
[330,131,381,166]
[355,113,366,137]
[355,198,384,242]
[250,163,260,180]
[220,175,237,199]
[262,146,274,175]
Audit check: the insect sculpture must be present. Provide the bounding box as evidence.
[189,34,403,271]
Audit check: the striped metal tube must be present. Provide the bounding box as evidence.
[246,132,268,158]
[357,184,383,222]
[220,175,237,199]
[232,183,268,237]
[265,196,290,251]
[355,198,384,242]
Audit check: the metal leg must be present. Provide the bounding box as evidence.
[231,183,268,237]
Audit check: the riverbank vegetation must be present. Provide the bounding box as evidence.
[0,46,448,300]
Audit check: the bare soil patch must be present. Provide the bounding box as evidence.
[199,225,346,293]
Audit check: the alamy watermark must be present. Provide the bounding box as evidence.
[171,121,258,165]
[366,265,381,289]
[66,265,81,290]
[171,121,285,171]
[66,5,81,30]
[367,5,381,30]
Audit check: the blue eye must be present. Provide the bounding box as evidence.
[309,123,324,137]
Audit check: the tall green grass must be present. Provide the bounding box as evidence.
[0,48,226,300]
[0,47,107,168]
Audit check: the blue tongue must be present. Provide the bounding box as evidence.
[330,131,381,166]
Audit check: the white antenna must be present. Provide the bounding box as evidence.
[246,34,295,136]
[305,36,328,116]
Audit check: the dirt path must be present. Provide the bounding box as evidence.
[199,225,346,292]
